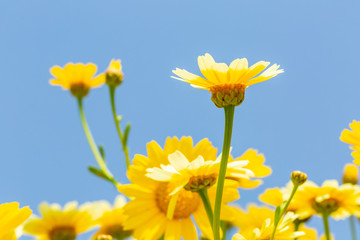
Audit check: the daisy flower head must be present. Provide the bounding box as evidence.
[92,196,131,240]
[145,150,254,194]
[172,53,283,108]
[23,201,102,240]
[49,62,105,98]
[118,136,241,240]
[0,202,32,240]
[105,59,124,87]
[290,180,360,219]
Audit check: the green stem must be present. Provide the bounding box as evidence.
[294,221,300,240]
[350,215,357,240]
[77,98,114,180]
[213,105,235,240]
[220,221,228,240]
[322,213,331,240]
[270,183,299,240]
[198,189,214,226]
[109,86,131,169]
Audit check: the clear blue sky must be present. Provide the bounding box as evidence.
[1,0,359,239]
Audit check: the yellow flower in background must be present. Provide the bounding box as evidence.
[342,163,358,185]
[0,202,32,240]
[146,150,254,193]
[49,63,105,98]
[172,53,283,107]
[92,196,131,240]
[232,211,305,240]
[118,137,241,240]
[340,120,360,165]
[106,59,124,87]
[228,149,271,188]
[259,181,315,220]
[24,201,101,240]
[291,180,360,219]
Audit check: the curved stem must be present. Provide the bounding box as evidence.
[109,86,131,169]
[77,98,114,180]
[198,189,214,226]
[270,183,299,240]
[350,215,357,240]
[213,105,235,240]
[322,213,331,240]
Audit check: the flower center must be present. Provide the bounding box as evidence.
[102,225,132,240]
[155,183,201,219]
[210,84,246,108]
[49,226,76,240]
[70,83,90,98]
[312,198,340,214]
[184,174,217,192]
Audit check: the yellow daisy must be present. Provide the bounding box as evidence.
[23,201,100,240]
[118,137,241,240]
[172,53,283,107]
[290,180,360,219]
[342,163,358,185]
[92,196,131,240]
[340,120,360,165]
[49,63,105,98]
[232,211,305,240]
[145,150,254,194]
[0,202,32,240]
[105,59,124,87]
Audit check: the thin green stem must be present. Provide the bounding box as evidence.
[270,183,299,240]
[220,221,228,240]
[322,213,331,240]
[294,221,300,240]
[77,98,114,180]
[350,215,357,240]
[213,105,235,240]
[109,86,131,169]
[198,188,214,226]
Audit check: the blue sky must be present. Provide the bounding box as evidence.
[1,0,360,239]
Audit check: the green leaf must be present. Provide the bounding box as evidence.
[88,166,112,182]
[274,206,281,226]
[98,145,105,160]
[123,123,131,145]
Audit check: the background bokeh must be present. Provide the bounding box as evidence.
[1,0,359,239]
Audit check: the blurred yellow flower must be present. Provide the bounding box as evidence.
[92,196,131,240]
[106,59,124,87]
[24,201,100,240]
[232,211,305,240]
[146,150,254,194]
[228,149,271,188]
[118,136,240,240]
[0,202,32,240]
[49,63,105,98]
[340,120,360,165]
[342,163,358,185]
[291,180,360,219]
[172,53,283,107]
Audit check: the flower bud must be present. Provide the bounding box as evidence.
[342,163,358,185]
[106,59,123,87]
[291,171,307,186]
[210,84,245,108]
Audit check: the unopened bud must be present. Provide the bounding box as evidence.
[106,59,124,87]
[342,163,358,185]
[291,171,307,186]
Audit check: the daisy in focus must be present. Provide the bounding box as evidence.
[145,150,254,194]
[24,201,101,240]
[118,137,243,240]
[92,196,131,240]
[0,202,32,240]
[49,63,105,98]
[340,120,360,165]
[172,53,283,107]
